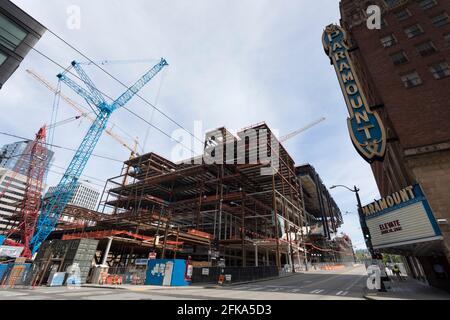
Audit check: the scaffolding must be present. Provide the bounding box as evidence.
[50,123,329,272]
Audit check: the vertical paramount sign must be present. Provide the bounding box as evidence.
[322,24,386,162]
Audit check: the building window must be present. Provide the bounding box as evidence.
[380,34,397,47]
[404,24,424,38]
[431,12,449,27]
[394,9,412,21]
[400,71,422,88]
[0,50,6,66]
[0,13,27,51]
[390,51,409,65]
[429,62,450,79]
[419,0,438,10]
[415,41,437,57]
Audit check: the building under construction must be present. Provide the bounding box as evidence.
[43,122,347,282]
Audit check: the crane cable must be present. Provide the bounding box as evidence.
[44,27,205,146]
[0,132,123,163]
[48,80,61,149]
[0,25,199,156]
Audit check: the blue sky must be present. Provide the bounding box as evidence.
[1,0,381,249]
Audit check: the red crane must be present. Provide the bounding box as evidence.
[1,126,48,259]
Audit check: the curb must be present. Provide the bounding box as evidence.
[82,274,298,291]
[82,284,126,290]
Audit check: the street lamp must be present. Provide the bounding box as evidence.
[330,184,375,259]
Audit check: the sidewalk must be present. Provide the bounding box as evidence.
[364,278,450,300]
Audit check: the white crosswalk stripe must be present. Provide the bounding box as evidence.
[310,289,325,294]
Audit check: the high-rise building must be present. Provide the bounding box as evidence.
[0,0,46,89]
[0,140,54,176]
[0,168,28,231]
[329,0,450,289]
[46,182,100,211]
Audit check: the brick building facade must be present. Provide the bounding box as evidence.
[337,0,450,289]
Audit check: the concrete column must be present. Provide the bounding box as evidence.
[101,237,113,266]
[255,244,258,267]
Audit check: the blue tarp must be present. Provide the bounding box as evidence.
[0,235,5,245]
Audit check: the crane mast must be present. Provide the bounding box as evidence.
[0,126,49,259]
[30,58,168,254]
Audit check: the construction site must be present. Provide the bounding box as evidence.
[0,1,354,288]
[0,117,354,286]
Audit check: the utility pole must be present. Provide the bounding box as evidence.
[330,185,375,258]
[353,186,375,258]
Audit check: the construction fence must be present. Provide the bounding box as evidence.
[0,262,39,288]
[191,266,279,284]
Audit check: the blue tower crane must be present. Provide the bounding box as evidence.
[30,58,168,255]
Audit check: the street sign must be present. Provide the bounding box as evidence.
[135,259,148,266]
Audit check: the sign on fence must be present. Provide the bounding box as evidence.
[0,245,24,258]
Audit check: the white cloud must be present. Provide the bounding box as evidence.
[1,0,379,248]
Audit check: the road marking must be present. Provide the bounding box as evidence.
[309,289,324,294]
[290,289,301,293]
[336,291,343,295]
[336,291,349,296]
[344,275,366,291]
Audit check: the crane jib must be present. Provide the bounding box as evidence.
[30,58,168,255]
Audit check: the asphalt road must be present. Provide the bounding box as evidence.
[0,265,369,300]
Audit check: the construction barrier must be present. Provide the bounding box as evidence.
[192,266,279,284]
[0,263,35,288]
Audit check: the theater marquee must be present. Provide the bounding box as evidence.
[363,185,442,250]
[322,24,386,163]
